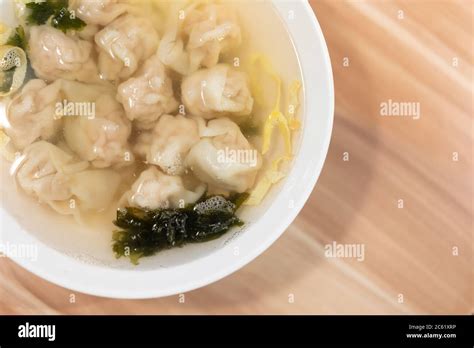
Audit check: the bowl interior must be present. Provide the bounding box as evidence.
[0,0,334,298]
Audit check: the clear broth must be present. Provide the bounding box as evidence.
[0,0,304,268]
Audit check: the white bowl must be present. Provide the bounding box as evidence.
[0,0,334,299]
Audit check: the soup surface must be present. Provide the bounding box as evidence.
[0,0,303,267]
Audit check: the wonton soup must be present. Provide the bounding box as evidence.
[0,0,303,267]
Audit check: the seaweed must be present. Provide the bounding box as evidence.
[6,26,27,50]
[239,118,261,138]
[0,67,15,94]
[112,194,248,264]
[51,6,86,33]
[26,0,85,32]
[26,1,58,26]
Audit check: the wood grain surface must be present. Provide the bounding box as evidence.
[0,0,472,314]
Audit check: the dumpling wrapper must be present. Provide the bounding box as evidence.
[116,54,178,130]
[69,169,121,211]
[134,115,200,176]
[28,25,99,83]
[5,79,63,150]
[63,93,134,168]
[15,141,89,203]
[71,0,129,26]
[95,14,159,81]
[121,166,206,210]
[159,2,241,75]
[16,141,122,216]
[185,117,262,193]
[181,64,253,119]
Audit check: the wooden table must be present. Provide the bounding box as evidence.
[0,0,472,314]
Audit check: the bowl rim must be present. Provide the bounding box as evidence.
[0,0,334,299]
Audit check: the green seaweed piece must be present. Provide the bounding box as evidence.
[51,7,86,33]
[26,0,85,32]
[6,26,27,50]
[0,67,15,94]
[112,195,246,264]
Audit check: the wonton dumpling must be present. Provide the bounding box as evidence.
[71,0,129,26]
[95,14,159,81]
[5,79,63,150]
[117,54,178,130]
[185,117,261,193]
[16,141,89,202]
[181,64,253,119]
[59,79,115,103]
[159,2,241,75]
[63,94,134,168]
[68,169,122,211]
[28,26,99,83]
[136,115,200,175]
[77,24,101,41]
[122,166,205,210]
[16,141,121,213]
